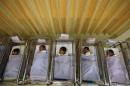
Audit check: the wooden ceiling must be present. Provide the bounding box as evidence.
[0,0,129,39]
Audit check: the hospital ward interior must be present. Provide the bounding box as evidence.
[0,0,130,86]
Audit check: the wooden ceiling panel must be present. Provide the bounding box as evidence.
[0,0,129,39]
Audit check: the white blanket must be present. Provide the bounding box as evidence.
[107,55,128,83]
[81,55,100,81]
[54,55,73,80]
[30,52,48,81]
[4,55,22,80]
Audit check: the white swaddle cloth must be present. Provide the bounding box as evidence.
[30,51,48,81]
[4,55,22,80]
[54,55,73,80]
[81,54,100,81]
[107,55,127,83]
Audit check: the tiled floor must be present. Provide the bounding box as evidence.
[1,82,128,86]
[0,82,99,86]
[0,82,71,86]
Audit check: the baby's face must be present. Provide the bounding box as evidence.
[106,51,113,57]
[82,48,89,54]
[39,46,43,51]
[59,49,65,55]
[12,51,18,55]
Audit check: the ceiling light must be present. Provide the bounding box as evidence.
[10,36,24,43]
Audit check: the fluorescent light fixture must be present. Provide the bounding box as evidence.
[59,33,69,40]
[107,39,118,44]
[86,38,96,44]
[37,39,46,43]
[10,36,24,43]
[105,39,119,46]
